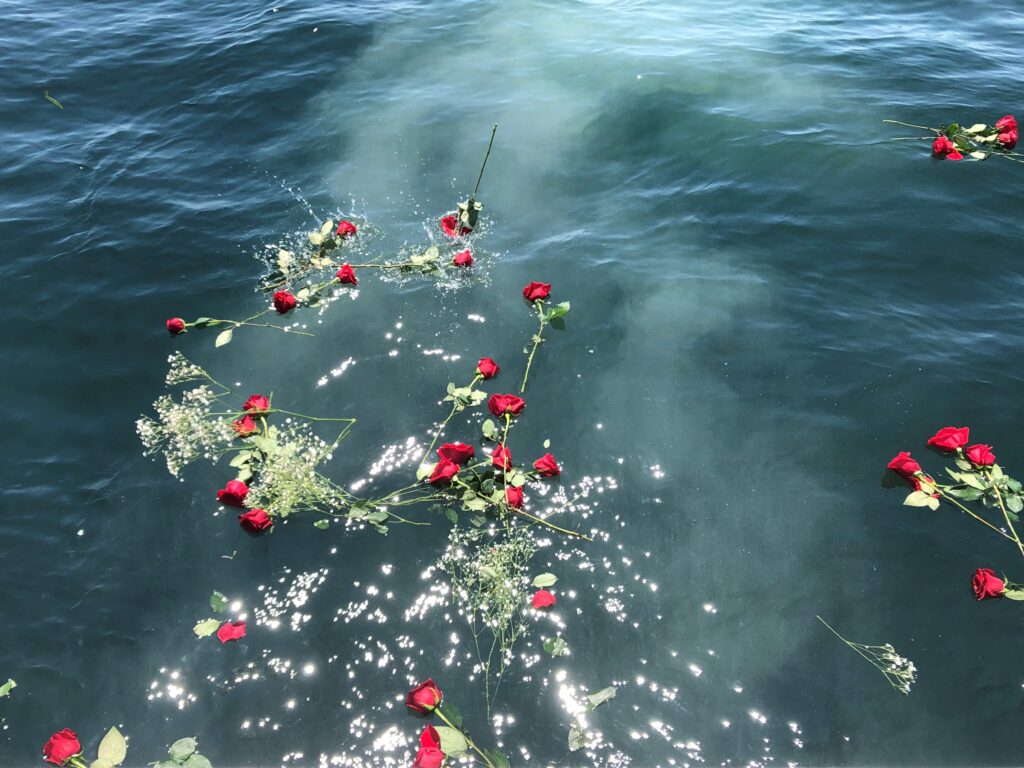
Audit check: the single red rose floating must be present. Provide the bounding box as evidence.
[476,357,500,380]
[931,135,963,161]
[273,290,297,314]
[239,508,273,532]
[336,263,358,285]
[440,214,472,238]
[428,457,459,485]
[414,725,445,768]
[406,678,443,714]
[522,281,552,302]
[42,729,81,766]
[453,249,473,267]
[492,445,512,471]
[488,393,525,418]
[887,451,921,480]
[217,479,249,507]
[335,220,358,238]
[233,415,257,437]
[533,453,560,477]
[438,442,475,464]
[926,426,969,452]
[217,620,246,644]
[966,443,996,466]
[166,317,185,336]
[972,568,1005,601]
[506,485,523,508]
[532,589,556,609]
[243,394,270,414]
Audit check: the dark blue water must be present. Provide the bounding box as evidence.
[4,1,1024,765]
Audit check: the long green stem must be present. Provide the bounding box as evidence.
[434,709,496,768]
[936,489,1015,542]
[988,480,1024,560]
[473,124,499,200]
[515,508,592,541]
[883,119,938,133]
[520,300,546,394]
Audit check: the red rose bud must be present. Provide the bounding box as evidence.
[966,443,996,466]
[476,357,500,380]
[488,393,526,418]
[998,128,1018,150]
[243,394,270,413]
[532,589,556,609]
[335,220,358,238]
[42,729,81,766]
[887,451,921,480]
[533,453,560,477]
[217,479,249,507]
[428,457,459,485]
[414,725,445,768]
[926,426,969,452]
[453,249,473,267]
[492,445,512,471]
[506,485,523,508]
[995,115,1017,131]
[166,317,186,336]
[273,290,297,314]
[239,508,273,532]
[438,442,475,464]
[336,263,358,285]
[406,679,443,714]
[972,568,1005,601]
[522,281,552,302]
[931,135,963,161]
[217,620,246,643]
[233,415,258,437]
[440,214,472,238]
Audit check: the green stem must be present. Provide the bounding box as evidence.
[434,709,496,768]
[987,479,1024,560]
[936,489,1016,542]
[473,123,499,200]
[883,119,939,134]
[520,300,546,394]
[515,508,592,541]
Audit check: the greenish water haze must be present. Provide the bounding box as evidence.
[3,0,1024,764]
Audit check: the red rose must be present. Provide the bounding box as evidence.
[217,620,246,643]
[273,290,297,314]
[488,393,525,418]
[233,415,257,437]
[476,357,499,380]
[533,453,560,477]
[438,442,475,464]
[414,726,445,768]
[42,729,81,766]
[440,215,472,238]
[506,485,523,508]
[406,679,443,714]
[522,281,552,302]
[887,451,921,480]
[335,220,358,238]
[998,128,1018,150]
[166,317,186,336]
[995,115,1017,131]
[243,394,270,414]
[972,568,1005,601]
[337,263,358,285]
[217,479,249,507]
[239,508,273,532]
[931,135,963,161]
[532,589,556,609]
[926,426,969,452]
[428,457,459,485]
[966,443,996,466]
[492,446,512,471]
[453,249,473,267]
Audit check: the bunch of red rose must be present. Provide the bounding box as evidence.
[887,425,996,490]
[931,115,1018,161]
[216,394,275,533]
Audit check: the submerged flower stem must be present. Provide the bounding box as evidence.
[515,509,592,541]
[937,490,1016,542]
[883,119,939,134]
[987,480,1024,560]
[520,300,547,394]
[434,709,496,768]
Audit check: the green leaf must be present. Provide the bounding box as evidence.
[228,452,251,468]
[586,686,617,711]
[485,749,510,768]
[434,726,468,757]
[969,151,988,160]
[903,490,934,507]
[97,726,128,766]
[183,754,213,768]
[956,458,973,471]
[313,519,330,529]
[543,637,569,656]
[964,123,988,133]
[444,507,459,525]
[153,762,178,768]
[463,496,489,512]
[0,679,15,697]
[1008,496,1023,514]
[962,473,986,490]
[168,738,197,762]
[948,487,984,501]
[1003,588,1024,601]
[545,301,571,321]
[568,724,587,752]
[992,464,1005,480]
[532,573,558,588]
[193,619,220,638]
[416,463,434,481]
[944,123,961,137]
[214,329,233,348]
[481,419,497,439]
[210,591,229,613]
[236,466,252,483]
[439,703,463,728]
[543,438,551,449]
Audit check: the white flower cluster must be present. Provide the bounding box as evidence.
[137,385,235,477]
[878,643,917,695]
[164,351,211,386]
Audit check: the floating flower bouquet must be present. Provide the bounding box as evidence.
[886,114,1019,162]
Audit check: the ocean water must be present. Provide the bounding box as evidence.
[3,0,1024,765]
